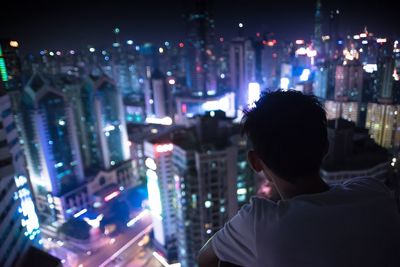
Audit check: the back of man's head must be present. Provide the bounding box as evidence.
[242,90,327,182]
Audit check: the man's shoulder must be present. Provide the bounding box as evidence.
[341,176,390,194]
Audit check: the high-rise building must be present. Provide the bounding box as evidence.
[19,73,85,226]
[313,0,323,55]
[144,69,171,119]
[334,64,363,101]
[144,136,178,264]
[173,112,254,267]
[183,0,217,96]
[365,103,400,149]
[321,119,389,182]
[0,89,40,267]
[229,38,256,110]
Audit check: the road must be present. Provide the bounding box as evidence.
[76,213,153,267]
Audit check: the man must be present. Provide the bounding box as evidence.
[198,90,400,267]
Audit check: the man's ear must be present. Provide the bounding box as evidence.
[247,150,263,173]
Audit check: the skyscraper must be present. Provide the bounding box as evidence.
[184,0,217,96]
[229,38,256,110]
[0,88,40,267]
[19,73,84,226]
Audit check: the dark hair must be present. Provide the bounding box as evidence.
[242,90,327,181]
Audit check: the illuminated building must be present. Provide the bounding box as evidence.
[313,0,323,54]
[365,103,400,149]
[183,0,217,96]
[313,66,329,99]
[144,138,178,264]
[334,64,363,101]
[89,74,130,169]
[324,101,360,125]
[369,103,400,149]
[19,73,85,226]
[172,112,254,267]
[229,38,256,110]
[0,39,22,92]
[175,92,235,124]
[144,69,171,119]
[321,119,389,182]
[0,89,40,267]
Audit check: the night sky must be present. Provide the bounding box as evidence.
[1,0,398,53]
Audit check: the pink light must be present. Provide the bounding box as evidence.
[219,37,224,42]
[295,39,304,45]
[155,144,173,153]
[181,103,187,113]
[104,191,120,202]
[179,42,184,48]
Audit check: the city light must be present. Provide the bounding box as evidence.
[247,82,261,106]
[9,40,19,47]
[104,191,120,202]
[295,47,307,56]
[145,116,173,125]
[295,39,304,45]
[89,47,95,53]
[168,79,175,85]
[126,40,133,45]
[179,42,184,48]
[145,158,157,170]
[159,47,164,54]
[238,23,243,28]
[363,64,378,73]
[377,38,387,43]
[126,209,149,227]
[155,143,174,153]
[73,208,87,218]
[147,169,162,216]
[300,69,311,81]
[280,77,290,90]
[83,214,104,228]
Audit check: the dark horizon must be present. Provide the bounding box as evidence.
[1,0,399,53]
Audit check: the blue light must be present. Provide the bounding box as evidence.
[105,56,109,61]
[338,40,343,45]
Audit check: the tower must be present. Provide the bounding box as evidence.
[184,0,217,96]
[313,0,323,54]
[19,73,84,225]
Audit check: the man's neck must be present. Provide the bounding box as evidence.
[276,174,330,200]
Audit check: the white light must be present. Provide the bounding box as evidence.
[69,50,75,55]
[56,51,61,56]
[103,124,116,132]
[238,23,244,28]
[280,77,290,90]
[237,188,247,195]
[204,201,212,208]
[73,208,88,218]
[58,119,66,126]
[126,40,133,45]
[306,48,317,57]
[83,214,103,228]
[362,40,368,45]
[353,35,360,40]
[295,47,307,56]
[145,116,172,125]
[147,169,162,216]
[210,111,215,117]
[248,82,261,106]
[360,33,367,38]
[377,38,387,43]
[392,158,397,162]
[112,42,120,47]
[207,90,216,95]
[89,47,95,53]
[145,158,157,171]
[300,69,311,81]
[164,41,170,46]
[102,50,107,55]
[155,144,173,153]
[206,229,212,234]
[168,79,175,85]
[295,40,304,45]
[220,73,225,79]
[110,161,115,166]
[49,51,55,56]
[126,210,149,227]
[363,64,378,73]
[159,47,164,54]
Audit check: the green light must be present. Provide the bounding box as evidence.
[0,58,8,82]
[114,27,120,34]
[0,45,2,56]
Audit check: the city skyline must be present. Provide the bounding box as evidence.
[1,0,399,53]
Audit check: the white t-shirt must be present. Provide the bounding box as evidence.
[212,177,400,267]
